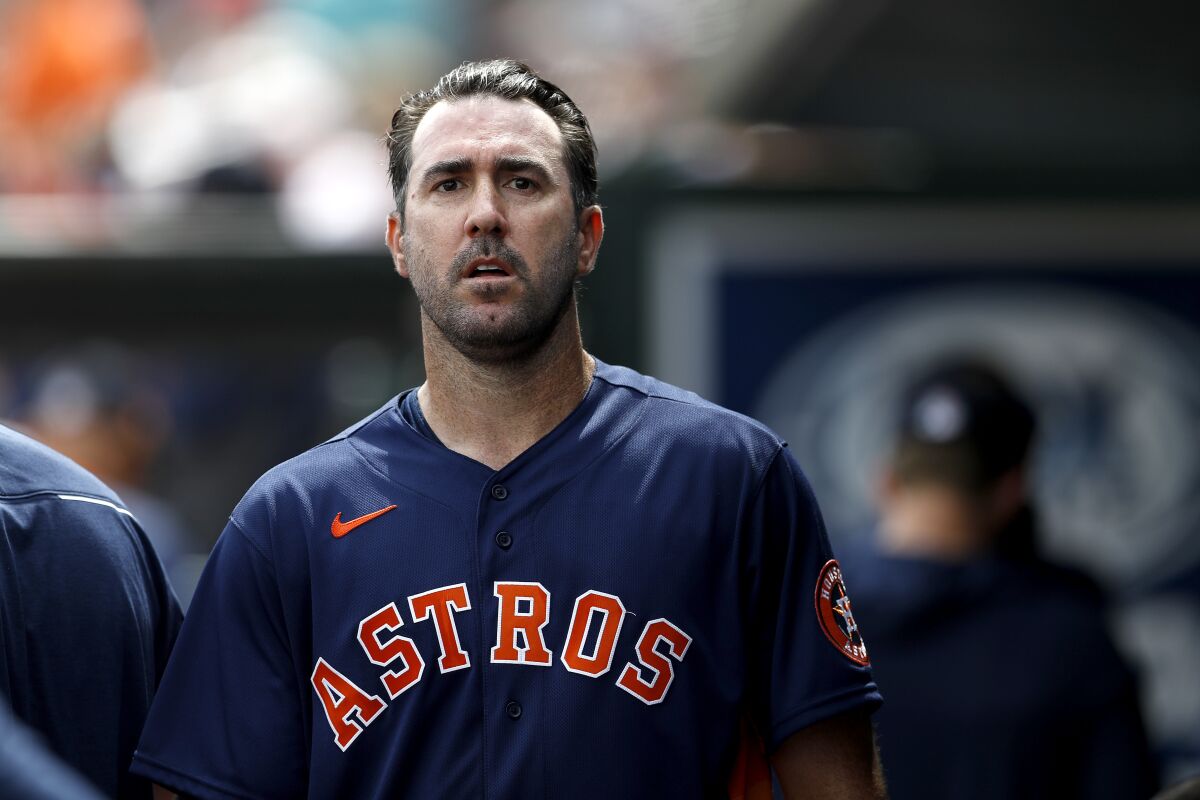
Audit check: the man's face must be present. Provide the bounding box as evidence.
[387,95,602,363]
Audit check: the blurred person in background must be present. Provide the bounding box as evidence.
[844,358,1158,799]
[0,422,181,798]
[20,345,204,607]
[0,0,149,192]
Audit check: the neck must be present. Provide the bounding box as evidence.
[877,484,990,562]
[416,309,594,470]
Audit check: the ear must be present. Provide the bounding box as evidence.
[386,211,408,279]
[575,205,604,278]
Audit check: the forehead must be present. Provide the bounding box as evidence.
[410,95,567,174]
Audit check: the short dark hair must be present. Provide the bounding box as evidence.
[386,59,598,217]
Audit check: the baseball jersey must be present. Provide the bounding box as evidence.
[0,424,182,799]
[132,360,880,799]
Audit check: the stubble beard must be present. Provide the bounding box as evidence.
[404,230,581,365]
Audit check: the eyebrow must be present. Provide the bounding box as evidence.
[418,156,556,186]
[495,156,555,185]
[420,157,472,186]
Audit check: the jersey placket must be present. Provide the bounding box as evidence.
[475,470,548,800]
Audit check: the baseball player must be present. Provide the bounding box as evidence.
[132,59,884,799]
[0,423,181,798]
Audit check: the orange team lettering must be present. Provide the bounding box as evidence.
[313,584,691,750]
[561,590,626,677]
[357,602,425,698]
[311,657,386,751]
[491,582,553,665]
[616,618,692,706]
[408,583,472,673]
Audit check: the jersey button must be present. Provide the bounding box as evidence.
[491,484,509,501]
[505,700,522,720]
[495,531,513,549]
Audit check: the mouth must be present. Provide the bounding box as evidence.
[462,258,515,280]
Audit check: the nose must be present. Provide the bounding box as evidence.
[463,183,508,239]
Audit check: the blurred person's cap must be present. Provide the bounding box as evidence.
[893,359,1036,491]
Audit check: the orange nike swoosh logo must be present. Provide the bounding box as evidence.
[331,504,397,538]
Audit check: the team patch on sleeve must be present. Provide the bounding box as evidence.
[814,559,869,666]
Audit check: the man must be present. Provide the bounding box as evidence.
[845,360,1158,799]
[0,423,181,798]
[132,59,884,799]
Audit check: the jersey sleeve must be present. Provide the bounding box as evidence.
[741,446,882,751]
[131,517,308,800]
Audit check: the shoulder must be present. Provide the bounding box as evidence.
[595,361,771,429]
[1013,558,1112,629]
[0,424,123,504]
[1012,559,1138,701]
[227,397,408,541]
[0,424,139,542]
[1028,558,1107,600]
[594,361,785,474]
[959,557,1125,678]
[0,426,166,596]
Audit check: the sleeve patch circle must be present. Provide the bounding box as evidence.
[814,559,870,666]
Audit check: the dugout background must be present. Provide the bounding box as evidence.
[2,0,1199,786]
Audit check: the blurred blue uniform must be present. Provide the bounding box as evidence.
[0,698,104,800]
[0,424,182,799]
[845,517,1158,799]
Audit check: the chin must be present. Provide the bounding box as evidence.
[446,316,560,364]
[428,283,576,363]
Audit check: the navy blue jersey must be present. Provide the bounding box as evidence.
[0,424,182,799]
[842,544,1157,800]
[132,361,880,799]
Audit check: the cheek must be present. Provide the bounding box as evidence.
[529,213,578,252]
[407,216,459,257]
[400,237,434,284]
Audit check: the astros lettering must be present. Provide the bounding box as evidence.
[310,581,691,751]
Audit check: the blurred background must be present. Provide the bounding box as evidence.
[1,0,1198,788]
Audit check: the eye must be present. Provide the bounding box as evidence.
[435,178,462,192]
[507,176,535,191]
